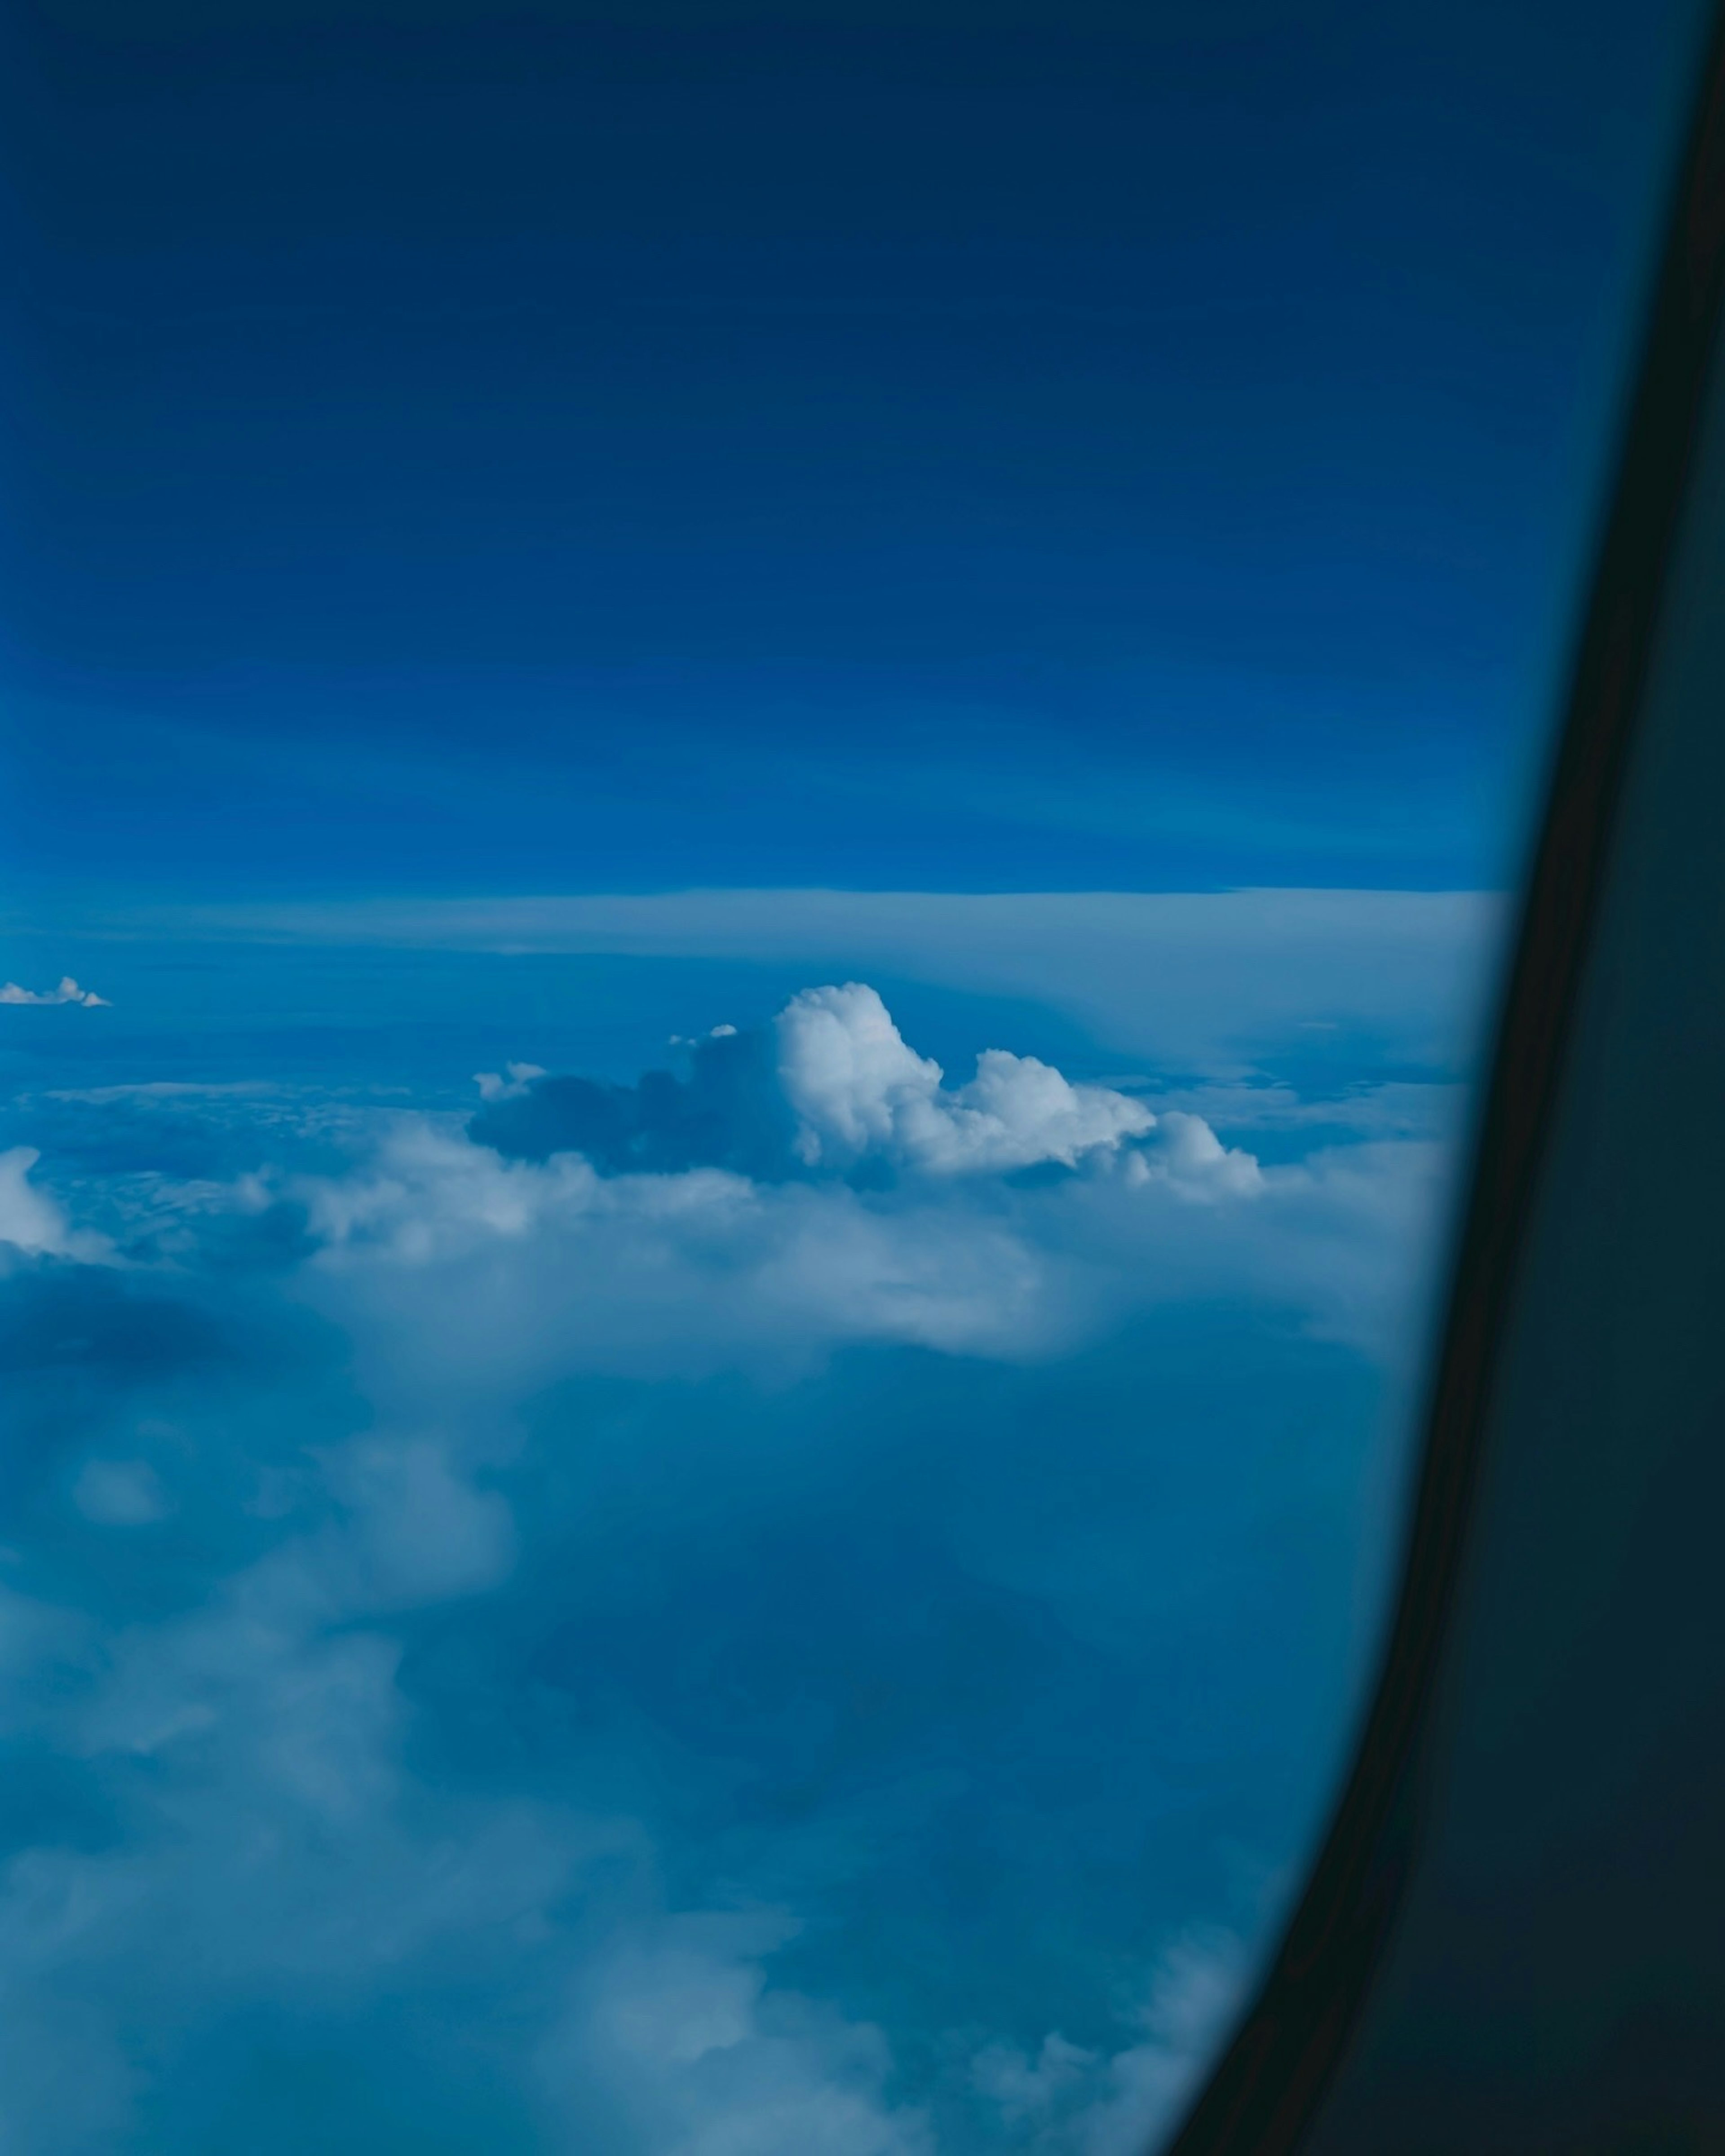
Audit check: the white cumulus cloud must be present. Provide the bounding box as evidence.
[776,984,1154,1176]
[1125,1111,1265,1201]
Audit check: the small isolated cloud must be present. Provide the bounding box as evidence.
[473,1060,546,1104]
[0,976,110,1007]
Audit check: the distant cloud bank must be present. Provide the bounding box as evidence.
[65,885,1504,1071]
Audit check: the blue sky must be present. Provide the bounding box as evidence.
[0,0,1706,897]
[0,4,1708,2152]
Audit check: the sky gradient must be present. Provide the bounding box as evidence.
[0,0,1708,897]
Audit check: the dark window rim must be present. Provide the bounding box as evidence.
[1160,10,1725,2150]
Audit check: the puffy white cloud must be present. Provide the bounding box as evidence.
[273,984,1191,1399]
[289,1118,1069,1397]
[776,985,944,1166]
[1071,1930,1249,2156]
[0,1492,621,2147]
[0,1147,74,1254]
[0,1420,559,2141]
[777,985,1153,1176]
[0,1147,110,1261]
[474,1060,547,1104]
[967,1929,1250,2156]
[198,987,1463,1411]
[319,1433,517,1608]
[971,2031,1098,2125]
[4,979,1445,1400]
[0,1401,924,2155]
[66,1427,516,1777]
[1125,1111,1265,1201]
[466,985,1155,1187]
[0,976,109,1007]
[540,1913,933,2156]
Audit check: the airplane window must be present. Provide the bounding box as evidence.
[0,5,1710,2152]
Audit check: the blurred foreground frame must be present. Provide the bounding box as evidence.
[1164,9,1725,2154]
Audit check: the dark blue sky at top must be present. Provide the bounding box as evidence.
[0,0,1707,899]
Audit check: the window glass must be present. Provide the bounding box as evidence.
[0,6,1707,2151]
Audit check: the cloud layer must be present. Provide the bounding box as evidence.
[0,981,1455,2153]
